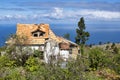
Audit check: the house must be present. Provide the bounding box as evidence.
[6,23,78,62]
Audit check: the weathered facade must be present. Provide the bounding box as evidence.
[6,23,78,61]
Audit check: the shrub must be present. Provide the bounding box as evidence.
[34,50,43,59]
[113,53,120,74]
[88,48,105,70]
[85,71,104,80]
[97,68,120,80]
[25,56,39,72]
[113,47,119,54]
[111,43,115,49]
[0,56,16,69]
[0,46,6,55]
[105,45,109,50]
[5,46,33,66]
[3,67,26,80]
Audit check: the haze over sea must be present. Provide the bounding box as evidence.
[0,0,120,47]
[0,23,120,47]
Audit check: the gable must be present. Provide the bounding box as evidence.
[31,29,45,37]
[16,23,49,39]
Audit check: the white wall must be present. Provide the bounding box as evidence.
[60,50,69,61]
[30,46,44,51]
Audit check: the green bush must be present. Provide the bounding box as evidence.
[25,56,39,72]
[1,44,120,80]
[25,58,86,80]
[113,53,120,74]
[0,56,16,68]
[113,47,119,54]
[2,67,26,80]
[85,71,104,80]
[111,43,115,49]
[97,68,120,80]
[5,46,33,66]
[88,48,105,70]
[0,46,6,55]
[34,50,43,59]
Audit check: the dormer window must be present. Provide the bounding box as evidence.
[32,29,45,37]
[33,33,38,37]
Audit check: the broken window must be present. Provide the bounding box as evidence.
[69,49,72,54]
[33,33,38,37]
[32,29,45,37]
[39,32,45,36]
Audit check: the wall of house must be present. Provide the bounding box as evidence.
[29,45,77,61]
[71,47,78,59]
[28,45,44,51]
[60,50,69,61]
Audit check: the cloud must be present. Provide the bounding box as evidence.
[1,1,119,22]
[0,8,25,11]
[16,1,120,11]
[0,14,27,21]
[0,7,120,23]
[78,9,120,20]
[43,7,64,19]
[50,7,63,19]
[45,8,120,20]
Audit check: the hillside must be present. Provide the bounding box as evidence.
[0,42,120,80]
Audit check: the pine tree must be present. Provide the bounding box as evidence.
[63,33,70,40]
[75,17,90,54]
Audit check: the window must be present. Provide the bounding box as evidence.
[39,32,45,36]
[32,30,45,37]
[69,49,72,54]
[33,33,38,37]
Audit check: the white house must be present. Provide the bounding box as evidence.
[6,23,79,62]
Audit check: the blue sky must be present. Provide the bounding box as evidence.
[0,0,120,32]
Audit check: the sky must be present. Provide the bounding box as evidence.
[0,0,120,32]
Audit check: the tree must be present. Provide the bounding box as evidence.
[6,34,32,66]
[75,17,90,54]
[113,47,119,54]
[111,43,115,49]
[63,33,70,40]
[99,41,102,45]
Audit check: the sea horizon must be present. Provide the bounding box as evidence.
[0,24,120,47]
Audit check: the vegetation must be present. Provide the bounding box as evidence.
[75,17,90,54]
[63,33,70,40]
[0,42,120,80]
[0,18,120,80]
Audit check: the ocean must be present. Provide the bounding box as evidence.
[0,24,120,47]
